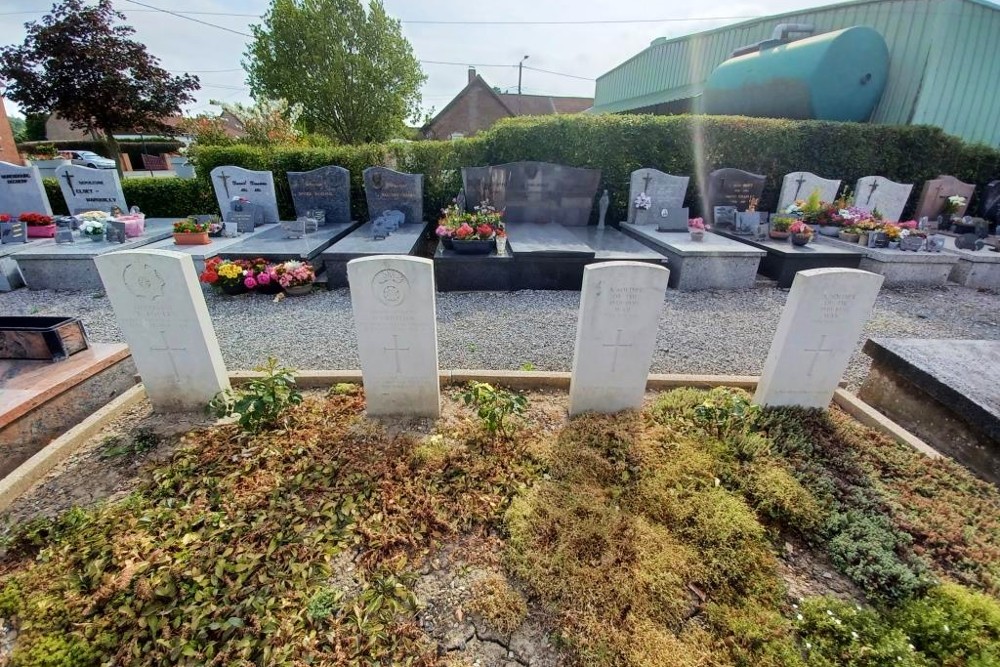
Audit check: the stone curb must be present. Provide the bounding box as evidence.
[832,387,943,459]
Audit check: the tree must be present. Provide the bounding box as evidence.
[7,116,26,143]
[244,0,425,144]
[0,0,199,170]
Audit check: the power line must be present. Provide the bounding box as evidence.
[120,0,251,37]
[523,65,593,81]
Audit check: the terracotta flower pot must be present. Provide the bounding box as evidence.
[173,231,211,245]
[769,230,790,240]
[26,224,56,238]
[838,231,860,243]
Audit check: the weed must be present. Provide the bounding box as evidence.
[519,362,535,371]
[468,574,527,636]
[692,387,761,439]
[461,381,527,438]
[98,427,160,459]
[306,587,343,623]
[28,306,39,314]
[330,382,359,396]
[209,357,302,433]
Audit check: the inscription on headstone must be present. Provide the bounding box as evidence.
[0,161,52,216]
[627,169,689,226]
[364,167,423,225]
[287,165,351,226]
[706,168,766,226]
[777,171,841,211]
[54,164,127,213]
[210,166,280,223]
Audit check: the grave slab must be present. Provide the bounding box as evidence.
[940,236,1000,289]
[715,230,863,287]
[142,224,274,273]
[507,223,596,257]
[860,338,1000,485]
[54,164,128,213]
[567,227,667,264]
[95,249,230,412]
[12,218,178,290]
[627,169,689,227]
[348,256,439,417]
[777,171,841,211]
[0,161,52,216]
[217,221,360,268]
[287,165,351,225]
[854,176,913,222]
[620,224,764,290]
[815,236,958,286]
[210,166,280,223]
[433,242,515,291]
[755,268,883,409]
[569,261,670,415]
[320,222,427,287]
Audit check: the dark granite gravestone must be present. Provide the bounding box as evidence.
[914,174,975,220]
[982,181,1000,225]
[461,162,601,226]
[706,168,766,227]
[954,233,983,251]
[287,165,351,226]
[364,167,423,225]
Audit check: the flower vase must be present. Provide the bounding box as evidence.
[173,231,210,245]
[838,231,859,243]
[858,232,870,246]
[689,231,705,242]
[791,233,812,246]
[86,233,104,243]
[769,231,790,241]
[451,239,494,255]
[441,237,455,250]
[496,236,507,255]
[284,284,312,296]
[27,224,57,238]
[888,241,899,250]
[818,225,840,237]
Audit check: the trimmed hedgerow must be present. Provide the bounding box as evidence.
[43,177,216,217]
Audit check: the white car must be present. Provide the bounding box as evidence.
[66,150,117,169]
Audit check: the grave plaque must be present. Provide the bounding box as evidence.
[462,162,600,226]
[95,249,230,412]
[854,176,913,222]
[210,166,279,223]
[347,256,439,417]
[914,175,975,221]
[287,165,351,226]
[713,206,737,229]
[627,169,689,226]
[364,167,423,225]
[706,168,766,226]
[0,220,27,245]
[0,161,52,216]
[777,171,841,211]
[54,164,127,213]
[569,262,670,415]
[982,181,1000,224]
[754,268,883,409]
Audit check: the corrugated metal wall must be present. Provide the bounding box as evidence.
[593,0,999,146]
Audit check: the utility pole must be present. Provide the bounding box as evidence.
[518,55,529,95]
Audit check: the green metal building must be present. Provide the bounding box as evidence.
[591,0,1000,146]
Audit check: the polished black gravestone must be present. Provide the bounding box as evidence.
[434,242,516,291]
[364,167,423,225]
[320,222,428,287]
[706,168,766,227]
[462,162,601,226]
[715,230,863,287]
[860,338,1000,485]
[287,165,351,225]
[982,180,1000,230]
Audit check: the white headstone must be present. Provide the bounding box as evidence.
[54,164,127,213]
[754,268,884,409]
[210,166,280,223]
[627,168,689,225]
[0,161,52,216]
[854,176,913,222]
[95,249,230,412]
[347,256,440,417]
[569,261,670,416]
[777,171,841,211]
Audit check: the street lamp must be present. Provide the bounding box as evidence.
[518,55,529,95]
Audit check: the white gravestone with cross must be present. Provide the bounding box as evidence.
[854,176,913,222]
[347,256,440,417]
[210,165,280,223]
[95,249,230,412]
[54,164,128,214]
[777,171,841,211]
[754,268,883,409]
[569,261,670,416]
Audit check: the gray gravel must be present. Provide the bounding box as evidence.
[1,283,997,390]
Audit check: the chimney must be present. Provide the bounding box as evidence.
[468,66,477,84]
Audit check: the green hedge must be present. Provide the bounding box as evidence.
[19,139,184,167]
[43,177,215,217]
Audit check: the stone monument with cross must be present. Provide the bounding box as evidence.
[95,248,230,412]
[347,255,439,417]
[776,171,841,211]
[626,168,689,227]
[54,163,128,214]
[706,168,766,227]
[754,268,884,409]
[914,174,975,221]
[210,165,280,224]
[569,261,671,415]
[854,176,912,222]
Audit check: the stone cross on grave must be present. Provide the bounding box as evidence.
[803,334,836,378]
[602,328,633,373]
[865,179,879,205]
[217,171,231,198]
[642,172,653,194]
[61,170,76,196]
[384,334,410,374]
[793,174,807,201]
[150,330,188,378]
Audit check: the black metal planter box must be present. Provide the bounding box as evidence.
[0,316,90,361]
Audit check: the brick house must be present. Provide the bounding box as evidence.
[421,68,593,140]
[44,111,246,141]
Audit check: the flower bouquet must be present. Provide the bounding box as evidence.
[275,260,315,295]
[789,220,813,246]
[634,192,652,211]
[688,217,706,241]
[79,219,106,241]
[200,257,253,294]
[941,195,966,223]
[769,216,794,240]
[173,218,211,245]
[20,212,56,238]
[436,198,504,255]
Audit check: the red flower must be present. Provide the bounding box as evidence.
[476,224,494,237]
[455,223,474,239]
[0,214,10,223]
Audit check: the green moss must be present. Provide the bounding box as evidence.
[894,584,1000,665]
[468,574,527,636]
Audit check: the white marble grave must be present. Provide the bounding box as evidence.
[754,268,883,409]
[777,171,841,211]
[854,176,912,222]
[54,164,127,213]
[0,161,52,216]
[569,261,670,415]
[95,249,230,411]
[627,168,689,226]
[210,165,280,223]
[347,256,440,417]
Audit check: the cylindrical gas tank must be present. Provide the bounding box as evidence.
[702,26,889,122]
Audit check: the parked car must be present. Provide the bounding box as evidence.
[64,150,117,169]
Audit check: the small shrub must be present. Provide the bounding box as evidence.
[746,460,824,531]
[468,574,528,636]
[209,357,302,433]
[330,382,359,396]
[461,382,527,438]
[796,596,926,666]
[305,587,343,623]
[692,388,761,439]
[893,584,1000,664]
[519,362,535,371]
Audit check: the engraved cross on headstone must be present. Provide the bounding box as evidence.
[217,171,231,198]
[803,334,836,378]
[793,174,807,200]
[602,328,633,373]
[61,170,76,196]
[384,334,410,374]
[150,330,188,378]
[642,172,653,194]
[865,180,879,205]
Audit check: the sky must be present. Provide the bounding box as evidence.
[0,0,894,120]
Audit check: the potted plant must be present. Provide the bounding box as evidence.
[899,228,927,251]
[940,195,966,228]
[20,212,55,238]
[79,219,106,241]
[275,260,315,296]
[838,226,860,243]
[200,257,252,294]
[855,219,880,246]
[789,220,813,246]
[172,217,211,245]
[769,216,793,240]
[883,223,902,249]
[245,257,282,294]
[688,217,707,241]
[436,199,504,255]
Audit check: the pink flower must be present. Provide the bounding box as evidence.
[257,271,271,285]
[899,220,918,229]
[688,217,706,231]
[244,276,257,289]
[435,225,453,237]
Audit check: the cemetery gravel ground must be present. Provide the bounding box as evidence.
[1,283,997,389]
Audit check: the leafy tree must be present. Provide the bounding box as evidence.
[0,0,199,170]
[23,114,47,142]
[244,0,425,144]
[216,99,303,146]
[7,116,26,143]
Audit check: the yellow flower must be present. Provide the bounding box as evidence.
[218,264,242,279]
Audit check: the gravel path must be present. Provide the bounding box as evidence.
[2,283,997,389]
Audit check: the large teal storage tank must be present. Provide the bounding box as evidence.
[702,26,889,122]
